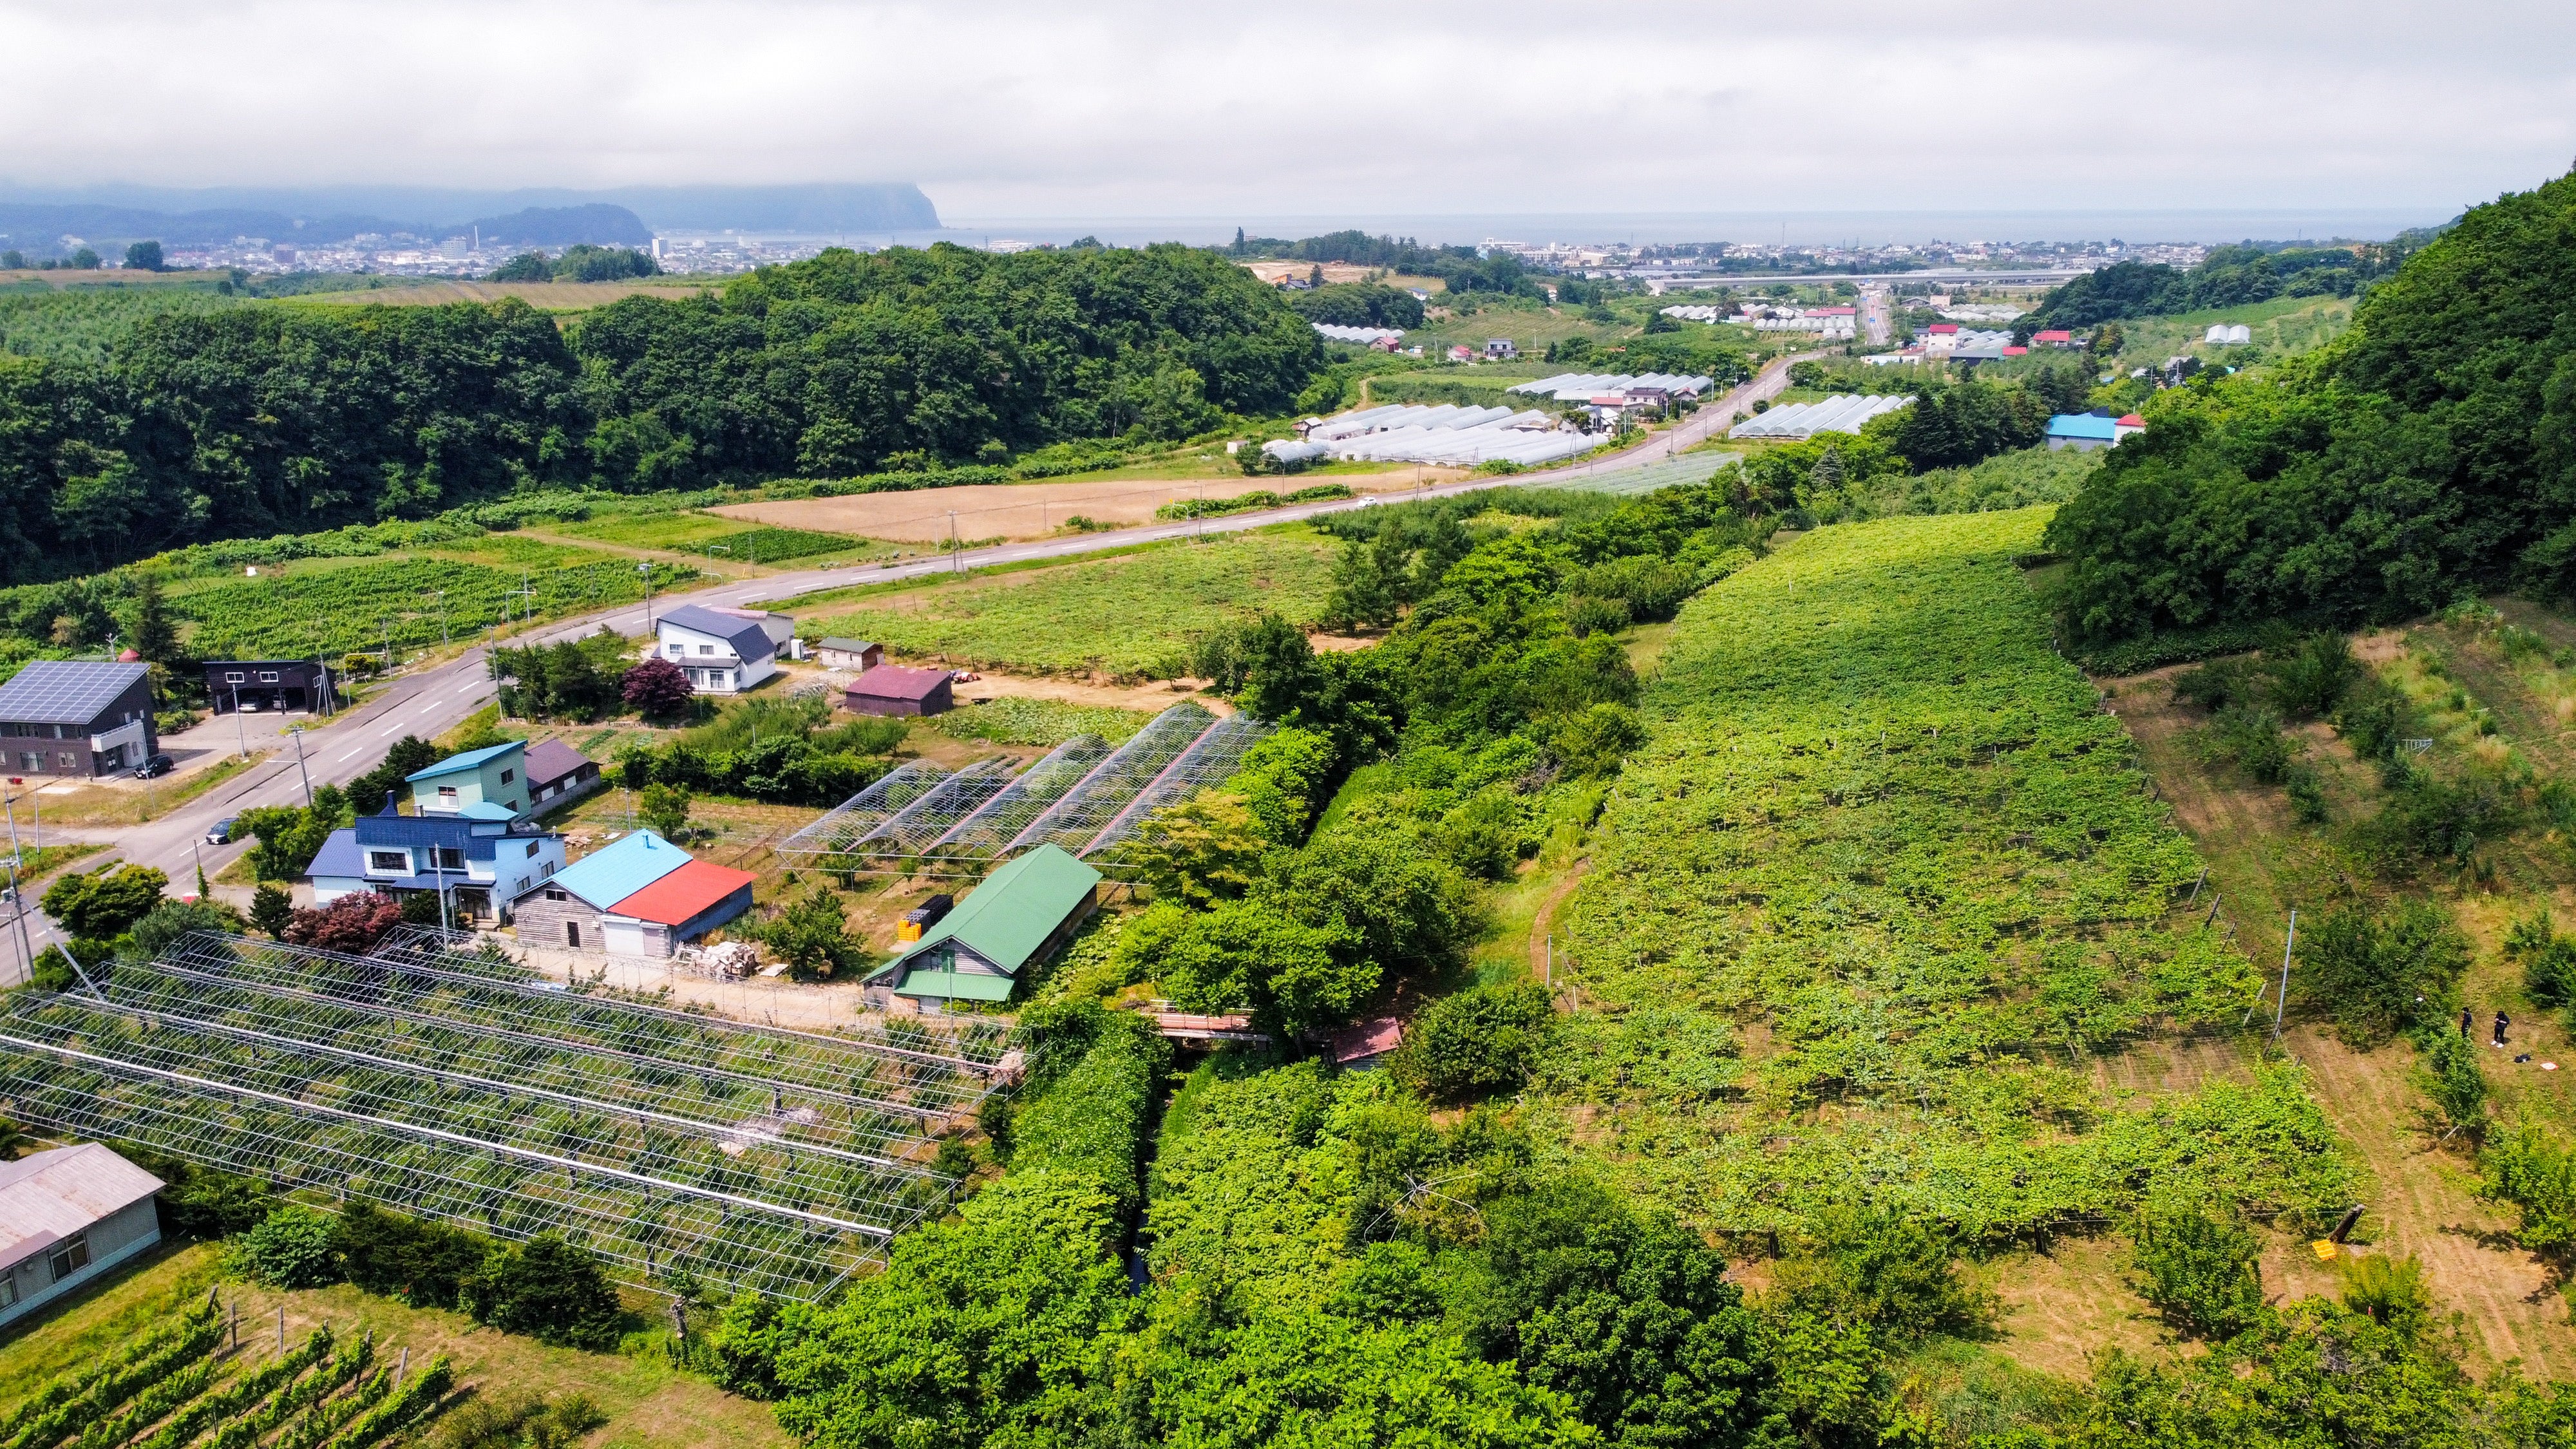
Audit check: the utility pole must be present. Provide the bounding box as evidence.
[2273,909,2297,1040]
[429,589,449,644]
[948,511,961,574]
[290,726,312,807]
[639,563,657,633]
[3,851,30,989]
[231,682,247,759]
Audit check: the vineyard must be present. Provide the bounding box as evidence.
[168,558,697,661]
[0,931,1010,1301]
[1549,509,2357,1242]
[0,1305,450,1449]
[790,529,1340,677]
[551,511,875,564]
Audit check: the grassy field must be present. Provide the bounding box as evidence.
[168,553,695,659]
[782,527,1340,678]
[2104,293,2355,367]
[1542,509,2363,1374]
[0,1242,786,1449]
[546,511,880,564]
[0,285,243,363]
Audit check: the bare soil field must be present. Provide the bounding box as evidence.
[712,474,1430,544]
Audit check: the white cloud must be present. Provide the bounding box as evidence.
[5,0,2570,219]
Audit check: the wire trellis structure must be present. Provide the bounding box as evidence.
[0,932,1016,1300]
[774,702,1274,880]
[1005,703,1219,857]
[1083,712,1277,860]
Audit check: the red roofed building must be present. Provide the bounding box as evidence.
[846,664,956,717]
[2033,329,2075,347]
[1332,1016,1405,1068]
[2003,345,2029,357]
[1926,323,1960,335]
[601,858,759,956]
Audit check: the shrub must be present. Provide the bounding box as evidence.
[42,864,169,940]
[2420,1030,2488,1139]
[638,782,692,839]
[1390,984,1557,1103]
[621,657,694,717]
[122,898,247,958]
[2298,900,2470,1043]
[2266,631,2363,717]
[2482,1115,2576,1273]
[1770,1201,1994,1343]
[462,1235,626,1350]
[2339,1253,2433,1336]
[2130,1200,2266,1340]
[283,892,404,953]
[249,882,294,938]
[333,1198,491,1308]
[236,1206,344,1289]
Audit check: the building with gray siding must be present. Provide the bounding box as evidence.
[1,1144,164,1326]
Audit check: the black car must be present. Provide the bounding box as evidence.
[132,753,175,779]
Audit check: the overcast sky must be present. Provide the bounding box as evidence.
[5,0,2571,222]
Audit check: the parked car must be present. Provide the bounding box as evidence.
[133,753,175,779]
[207,817,238,845]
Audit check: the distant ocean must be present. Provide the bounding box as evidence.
[934,207,2449,251]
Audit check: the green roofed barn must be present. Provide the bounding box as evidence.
[866,845,1101,1012]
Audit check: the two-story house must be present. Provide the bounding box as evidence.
[0,661,158,777]
[653,605,784,695]
[406,741,533,819]
[305,799,566,923]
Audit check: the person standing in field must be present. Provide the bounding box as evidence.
[2462,1005,2474,1039]
[2494,1010,2511,1048]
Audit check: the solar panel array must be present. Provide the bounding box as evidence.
[0,661,147,724]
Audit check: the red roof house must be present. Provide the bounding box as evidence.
[1926,323,1960,335]
[846,665,955,717]
[2033,329,2074,346]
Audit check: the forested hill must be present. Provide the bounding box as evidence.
[0,243,1318,583]
[2045,169,2576,647]
[2014,236,2430,335]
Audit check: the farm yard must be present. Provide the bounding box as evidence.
[774,527,1343,677]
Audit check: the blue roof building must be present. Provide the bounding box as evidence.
[2045,412,2145,452]
[406,741,535,819]
[307,800,566,925]
[539,829,692,911]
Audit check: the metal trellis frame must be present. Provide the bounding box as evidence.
[1083,712,1276,860]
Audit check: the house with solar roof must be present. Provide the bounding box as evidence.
[507,829,758,957]
[0,661,158,777]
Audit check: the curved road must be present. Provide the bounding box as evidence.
[0,352,1804,982]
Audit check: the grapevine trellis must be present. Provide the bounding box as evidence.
[774,701,1274,879]
[0,932,1018,1300]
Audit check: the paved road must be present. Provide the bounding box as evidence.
[0,352,1806,984]
[1861,285,1893,348]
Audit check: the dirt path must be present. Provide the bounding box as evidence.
[1529,858,1589,980]
[2276,1025,2576,1376]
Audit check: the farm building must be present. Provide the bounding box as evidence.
[655,604,782,695]
[1729,394,1913,441]
[1332,1018,1405,1069]
[407,741,533,818]
[522,738,601,808]
[509,829,755,957]
[202,659,335,715]
[1,1144,162,1327]
[847,665,954,717]
[0,661,157,778]
[2045,412,2146,451]
[306,799,567,923]
[814,638,885,671]
[864,845,1101,1010]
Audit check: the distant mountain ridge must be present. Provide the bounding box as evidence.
[0,200,659,250]
[0,182,942,237]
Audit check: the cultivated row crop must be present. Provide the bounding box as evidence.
[171,556,697,660]
[1,1315,447,1449]
[1553,509,2356,1242]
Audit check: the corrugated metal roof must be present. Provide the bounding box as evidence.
[0,1144,162,1271]
[0,661,147,726]
[406,741,523,782]
[817,638,878,654]
[608,858,757,927]
[892,844,1099,978]
[848,665,950,702]
[548,829,691,910]
[2047,413,2119,439]
[522,739,592,791]
[659,605,777,661]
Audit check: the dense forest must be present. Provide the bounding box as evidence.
[0,243,1319,583]
[1227,227,1545,298]
[2044,170,2576,648]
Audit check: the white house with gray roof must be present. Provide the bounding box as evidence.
[1,1144,163,1325]
[653,605,784,694]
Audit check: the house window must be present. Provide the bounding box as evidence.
[435,846,464,870]
[717,673,732,690]
[225,672,246,683]
[257,671,279,683]
[698,644,715,655]
[368,849,410,873]
[545,887,568,900]
[0,1271,15,1308]
[17,752,37,771]
[55,752,75,770]
[524,842,539,858]
[565,921,582,947]
[437,786,459,802]
[666,644,683,657]
[499,769,513,784]
[47,1232,90,1282]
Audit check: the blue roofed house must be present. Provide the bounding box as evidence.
[507,829,739,956]
[408,741,535,819]
[654,605,785,695]
[2044,411,2146,452]
[307,800,566,925]
[864,846,1101,1012]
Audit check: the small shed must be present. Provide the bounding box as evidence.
[846,665,955,717]
[2,1144,164,1326]
[1332,1017,1406,1069]
[815,638,884,671]
[521,739,601,808]
[866,846,1101,1010]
